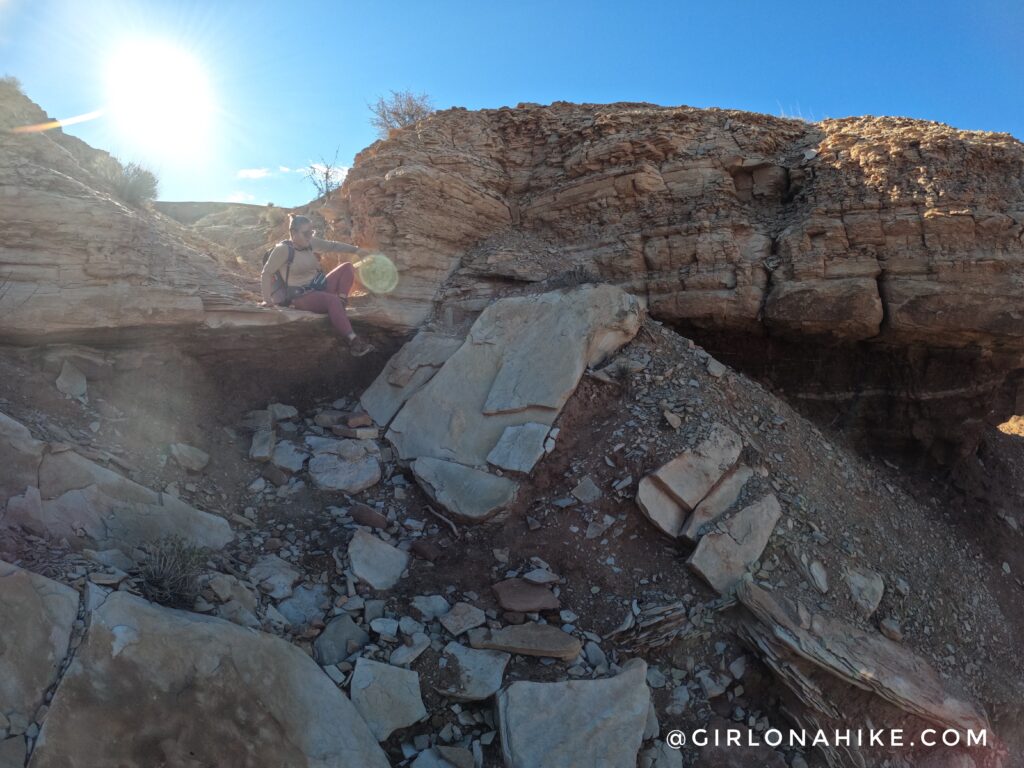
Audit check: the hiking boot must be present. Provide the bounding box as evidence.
[348,336,375,357]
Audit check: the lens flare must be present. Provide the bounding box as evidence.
[355,253,399,294]
[10,109,105,134]
[104,40,214,161]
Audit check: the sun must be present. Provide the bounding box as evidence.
[104,40,215,162]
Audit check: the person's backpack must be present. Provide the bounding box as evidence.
[261,240,295,305]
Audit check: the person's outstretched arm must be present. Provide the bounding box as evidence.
[311,235,373,258]
[261,243,290,304]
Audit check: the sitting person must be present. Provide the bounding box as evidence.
[261,214,375,357]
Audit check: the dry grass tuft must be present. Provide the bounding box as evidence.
[139,537,207,608]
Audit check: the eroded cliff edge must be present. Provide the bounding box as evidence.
[325,101,1024,462]
[3,84,1023,462]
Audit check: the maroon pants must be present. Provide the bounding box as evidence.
[290,263,355,337]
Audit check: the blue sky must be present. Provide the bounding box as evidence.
[3,0,1022,206]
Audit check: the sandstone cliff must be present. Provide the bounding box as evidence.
[0,82,328,352]
[4,82,1023,460]
[321,101,1024,462]
[2,86,1024,767]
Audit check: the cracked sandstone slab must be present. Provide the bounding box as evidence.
[29,592,390,767]
[686,494,782,594]
[635,423,743,538]
[1,412,232,554]
[387,285,642,466]
[412,457,517,523]
[0,560,79,732]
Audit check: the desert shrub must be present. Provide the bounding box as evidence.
[102,160,159,207]
[612,356,637,399]
[261,205,287,226]
[0,75,23,94]
[305,148,345,201]
[139,536,207,608]
[369,89,434,138]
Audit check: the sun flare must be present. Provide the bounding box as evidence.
[104,40,214,162]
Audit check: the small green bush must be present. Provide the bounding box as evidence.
[103,160,159,208]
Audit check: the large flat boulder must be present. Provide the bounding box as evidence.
[0,561,79,729]
[360,331,464,426]
[0,412,44,499]
[387,285,642,466]
[636,423,743,538]
[496,659,650,768]
[28,449,232,552]
[1,411,232,554]
[412,457,517,523]
[687,494,781,594]
[29,592,389,768]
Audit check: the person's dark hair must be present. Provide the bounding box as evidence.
[288,214,312,232]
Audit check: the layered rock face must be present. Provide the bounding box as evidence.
[0,84,405,406]
[0,83,350,375]
[5,76,1023,459]
[327,101,1024,461]
[154,201,292,268]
